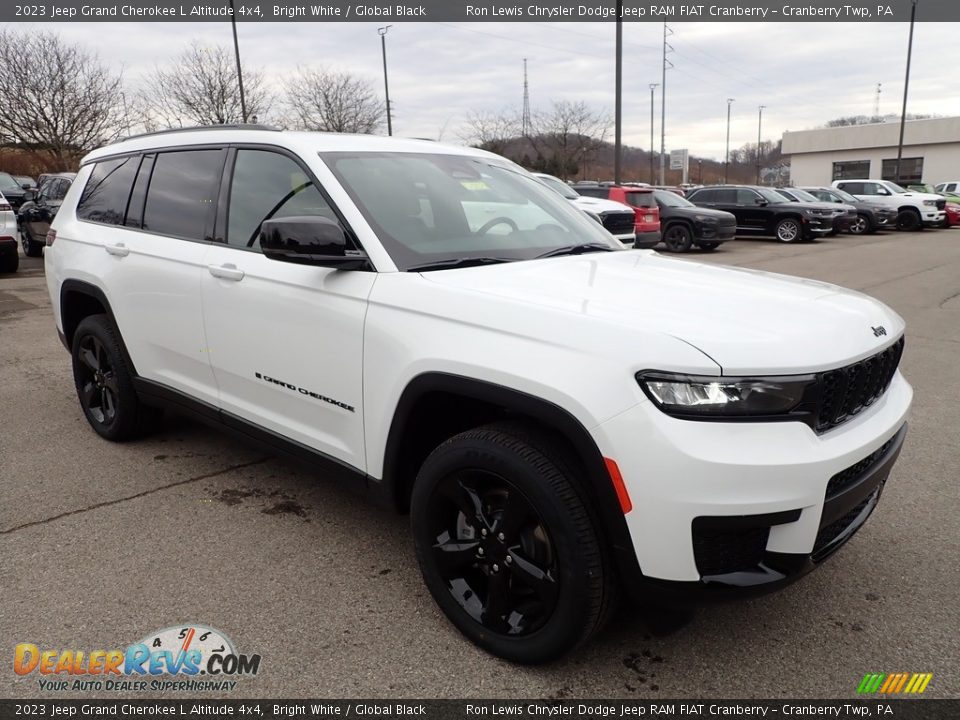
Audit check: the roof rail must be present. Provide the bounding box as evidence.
[121,123,282,142]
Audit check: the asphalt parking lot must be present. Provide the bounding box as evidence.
[2,229,958,700]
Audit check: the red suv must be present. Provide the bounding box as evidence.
[572,183,661,248]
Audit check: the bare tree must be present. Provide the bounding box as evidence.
[0,29,124,168]
[138,42,270,129]
[283,68,385,134]
[527,101,611,179]
[461,109,519,155]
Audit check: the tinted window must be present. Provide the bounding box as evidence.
[689,189,714,202]
[51,179,70,201]
[77,158,139,225]
[125,155,155,229]
[623,191,655,209]
[142,150,224,241]
[736,189,761,204]
[713,189,737,203]
[574,187,607,198]
[227,150,341,250]
[838,182,864,195]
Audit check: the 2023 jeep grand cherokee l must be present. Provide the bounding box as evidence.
[46,127,912,664]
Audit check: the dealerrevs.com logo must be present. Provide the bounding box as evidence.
[13,624,261,692]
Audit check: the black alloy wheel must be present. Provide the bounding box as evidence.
[411,422,613,663]
[897,209,922,231]
[21,225,43,257]
[71,314,162,440]
[662,224,693,252]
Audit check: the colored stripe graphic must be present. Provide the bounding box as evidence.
[859,673,932,694]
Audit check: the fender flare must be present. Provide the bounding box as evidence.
[59,279,138,375]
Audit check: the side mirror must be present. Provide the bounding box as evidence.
[23,190,35,202]
[754,197,768,206]
[21,182,31,190]
[259,216,368,270]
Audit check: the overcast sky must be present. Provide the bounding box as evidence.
[16,20,960,160]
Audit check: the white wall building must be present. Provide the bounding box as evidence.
[782,117,960,187]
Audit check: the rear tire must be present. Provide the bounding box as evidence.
[21,226,44,257]
[662,224,693,253]
[0,251,18,273]
[410,421,615,664]
[71,314,162,441]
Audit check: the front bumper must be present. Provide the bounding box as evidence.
[922,209,945,225]
[592,371,912,600]
[698,224,735,242]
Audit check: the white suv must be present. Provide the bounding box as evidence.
[831,178,945,230]
[46,127,912,663]
[532,172,637,245]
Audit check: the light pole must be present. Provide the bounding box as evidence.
[228,0,247,123]
[378,25,393,136]
[614,3,623,184]
[756,105,766,185]
[649,83,659,184]
[894,0,918,184]
[724,98,735,184]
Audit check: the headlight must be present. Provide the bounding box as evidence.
[694,215,717,224]
[637,372,816,417]
[922,200,937,207]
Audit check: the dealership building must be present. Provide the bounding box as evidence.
[781,116,960,187]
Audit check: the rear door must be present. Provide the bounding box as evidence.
[200,147,373,470]
[78,149,224,405]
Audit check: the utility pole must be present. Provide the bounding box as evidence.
[895,0,918,184]
[724,98,735,184]
[649,83,659,184]
[521,58,531,137]
[614,2,623,184]
[379,25,393,136]
[874,82,882,120]
[659,23,673,185]
[228,0,247,123]
[756,105,765,185]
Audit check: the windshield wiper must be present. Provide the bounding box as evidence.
[534,243,616,259]
[406,257,515,272]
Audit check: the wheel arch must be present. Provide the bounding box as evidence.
[59,280,138,374]
[381,372,642,584]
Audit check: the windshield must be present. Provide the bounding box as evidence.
[757,187,788,204]
[536,174,580,200]
[322,152,619,271]
[831,188,858,203]
[653,189,694,208]
[882,181,908,194]
[0,173,20,192]
[782,188,819,203]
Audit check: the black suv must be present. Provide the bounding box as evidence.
[0,172,30,216]
[652,189,735,252]
[686,185,835,243]
[18,173,75,257]
[800,186,898,235]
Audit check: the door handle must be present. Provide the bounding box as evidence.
[207,263,245,281]
[104,242,129,257]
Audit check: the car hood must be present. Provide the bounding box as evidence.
[668,206,735,222]
[896,191,943,201]
[421,251,904,375]
[571,196,633,214]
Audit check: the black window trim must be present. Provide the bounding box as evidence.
[214,142,370,267]
[75,155,141,228]
[76,143,227,246]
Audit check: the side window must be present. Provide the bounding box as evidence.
[142,150,225,241]
[575,187,605,199]
[714,189,738,204]
[624,192,655,209]
[125,155,155,229]
[839,182,863,195]
[691,189,714,203]
[77,157,139,225]
[227,149,341,250]
[736,189,760,205]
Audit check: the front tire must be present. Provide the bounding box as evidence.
[697,242,720,251]
[71,314,162,441]
[662,224,693,252]
[410,422,614,664]
[897,209,922,231]
[848,213,873,235]
[775,218,802,243]
[21,226,44,257]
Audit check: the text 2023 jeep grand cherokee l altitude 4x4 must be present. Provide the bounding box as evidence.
[45,127,912,664]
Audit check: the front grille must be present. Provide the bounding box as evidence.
[813,490,877,561]
[692,524,769,576]
[826,437,896,499]
[601,211,636,235]
[935,199,946,211]
[816,337,904,432]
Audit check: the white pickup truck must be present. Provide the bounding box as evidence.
[831,179,945,230]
